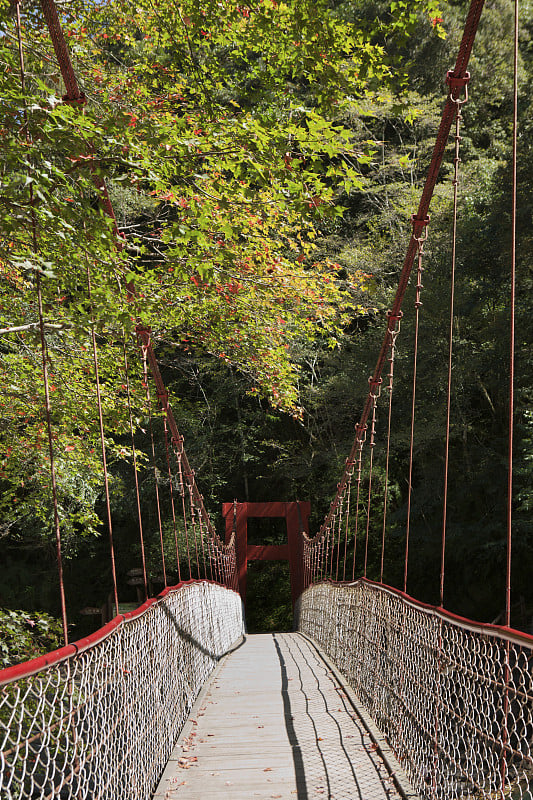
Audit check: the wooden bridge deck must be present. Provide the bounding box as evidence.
[154,632,416,800]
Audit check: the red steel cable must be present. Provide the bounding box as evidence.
[326,507,332,578]
[15,1,68,643]
[196,493,209,579]
[204,515,215,582]
[351,427,366,580]
[342,469,353,581]
[163,418,182,583]
[176,451,193,580]
[122,338,148,598]
[404,219,429,594]
[86,262,120,614]
[440,75,469,608]
[335,495,345,581]
[364,380,381,578]
[506,0,519,632]
[39,0,82,100]
[38,0,119,227]
[37,283,69,641]
[326,509,337,578]
[141,344,167,589]
[380,313,402,583]
[187,485,201,577]
[502,4,519,793]
[324,527,331,581]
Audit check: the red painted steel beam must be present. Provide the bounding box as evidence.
[314,0,486,542]
[39,0,118,226]
[222,502,310,606]
[248,501,311,518]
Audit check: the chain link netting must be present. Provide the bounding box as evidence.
[297,580,533,800]
[0,581,243,800]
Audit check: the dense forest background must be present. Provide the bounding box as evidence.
[0,0,531,662]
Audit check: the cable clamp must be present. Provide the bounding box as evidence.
[386,309,404,322]
[355,423,367,444]
[368,376,383,399]
[411,214,430,228]
[62,92,87,107]
[446,71,470,102]
[411,214,430,244]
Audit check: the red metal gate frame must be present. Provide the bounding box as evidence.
[222,502,310,608]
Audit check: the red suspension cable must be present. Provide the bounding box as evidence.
[187,484,201,577]
[440,74,469,608]
[87,262,120,614]
[506,0,519,631]
[501,22,519,792]
[176,449,193,580]
[404,217,429,594]
[15,1,68,644]
[342,468,353,581]
[122,338,148,599]
[140,343,167,589]
[364,379,381,578]
[163,418,182,583]
[380,312,402,584]
[335,495,344,581]
[196,492,208,578]
[351,426,366,580]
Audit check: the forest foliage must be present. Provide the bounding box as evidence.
[0,0,531,649]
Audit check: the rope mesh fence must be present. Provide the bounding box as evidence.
[297,580,533,800]
[0,581,243,800]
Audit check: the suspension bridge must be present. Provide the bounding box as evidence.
[1,0,528,798]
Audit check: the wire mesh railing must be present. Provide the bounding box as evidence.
[0,580,243,800]
[297,579,533,800]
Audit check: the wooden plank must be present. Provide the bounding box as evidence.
[154,633,418,800]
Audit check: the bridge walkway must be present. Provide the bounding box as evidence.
[154,632,416,800]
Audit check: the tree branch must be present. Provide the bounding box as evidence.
[0,322,66,335]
